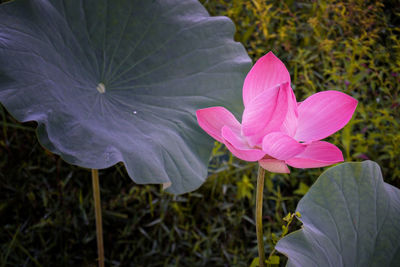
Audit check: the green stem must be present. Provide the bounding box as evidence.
[92,169,104,267]
[256,165,266,267]
[267,248,276,267]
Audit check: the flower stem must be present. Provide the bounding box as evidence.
[256,165,266,267]
[92,169,104,267]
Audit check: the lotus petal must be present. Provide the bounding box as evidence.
[196,107,241,143]
[259,158,290,173]
[286,141,343,168]
[222,126,265,161]
[242,52,291,107]
[262,132,306,160]
[280,87,298,137]
[294,91,358,142]
[242,82,290,147]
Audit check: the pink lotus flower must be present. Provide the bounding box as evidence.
[196,52,357,173]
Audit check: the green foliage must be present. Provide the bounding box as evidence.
[1,0,399,266]
[236,175,254,200]
[250,212,300,266]
[203,0,400,186]
[293,182,309,196]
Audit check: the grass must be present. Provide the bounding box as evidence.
[1,117,300,266]
[1,0,400,266]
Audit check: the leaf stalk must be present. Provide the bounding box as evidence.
[256,165,266,267]
[92,169,104,267]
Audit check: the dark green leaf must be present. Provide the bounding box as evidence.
[0,0,251,194]
[276,161,400,267]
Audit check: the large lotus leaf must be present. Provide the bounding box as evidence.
[276,161,400,267]
[0,0,251,194]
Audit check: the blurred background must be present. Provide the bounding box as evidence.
[1,0,399,266]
